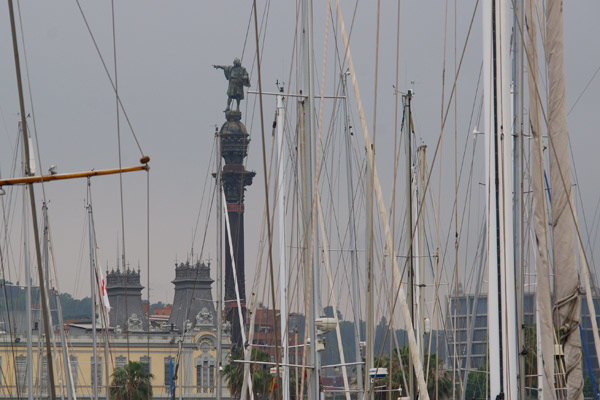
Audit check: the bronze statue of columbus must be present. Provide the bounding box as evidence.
[213,58,250,112]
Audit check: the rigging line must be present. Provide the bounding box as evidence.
[568,133,598,272]
[191,132,216,250]
[180,161,216,330]
[15,0,48,202]
[8,1,57,397]
[359,0,482,387]
[240,2,254,62]
[567,62,600,117]
[251,2,281,396]
[105,0,131,361]
[391,0,402,302]
[435,4,450,394]
[243,0,271,131]
[440,66,483,274]
[367,0,381,392]
[171,140,218,389]
[0,228,21,398]
[74,0,145,157]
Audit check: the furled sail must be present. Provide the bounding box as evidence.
[545,0,583,398]
[525,0,556,397]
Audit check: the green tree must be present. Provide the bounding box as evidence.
[110,361,153,400]
[464,367,487,400]
[372,347,452,399]
[223,348,273,400]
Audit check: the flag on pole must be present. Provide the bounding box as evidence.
[96,266,111,327]
[97,267,111,311]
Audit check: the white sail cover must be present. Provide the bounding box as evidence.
[545,0,583,398]
[525,0,556,397]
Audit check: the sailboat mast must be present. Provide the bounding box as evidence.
[403,90,415,399]
[301,0,320,399]
[276,89,290,400]
[216,126,223,400]
[342,71,363,392]
[483,0,518,398]
[42,204,67,399]
[7,2,57,398]
[364,84,374,400]
[87,193,98,400]
[417,145,426,366]
[513,0,526,397]
[20,122,34,400]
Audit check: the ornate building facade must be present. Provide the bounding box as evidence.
[0,261,231,399]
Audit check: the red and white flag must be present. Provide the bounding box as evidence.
[96,267,111,327]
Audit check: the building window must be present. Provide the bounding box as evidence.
[115,356,127,370]
[196,360,215,393]
[91,356,102,387]
[140,356,151,377]
[196,364,203,393]
[69,355,78,389]
[164,357,175,387]
[16,355,26,392]
[196,355,215,393]
[203,361,209,392]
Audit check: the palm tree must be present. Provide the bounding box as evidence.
[223,348,273,400]
[110,361,153,400]
[372,347,453,399]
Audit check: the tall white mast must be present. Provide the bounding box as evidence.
[301,0,320,399]
[403,91,415,399]
[417,145,427,366]
[483,0,518,398]
[276,88,290,400]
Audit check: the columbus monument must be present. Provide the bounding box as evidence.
[214,58,254,349]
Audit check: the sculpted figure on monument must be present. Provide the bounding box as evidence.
[196,307,213,327]
[213,58,250,112]
[126,314,142,331]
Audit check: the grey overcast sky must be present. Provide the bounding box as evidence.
[0,2,599,321]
